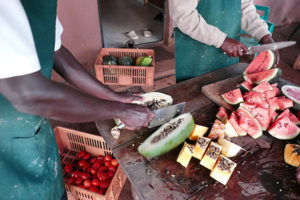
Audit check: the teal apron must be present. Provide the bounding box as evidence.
[175,0,242,82]
[0,0,64,199]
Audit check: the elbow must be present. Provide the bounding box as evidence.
[8,89,41,114]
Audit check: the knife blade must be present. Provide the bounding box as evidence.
[247,41,296,55]
[117,102,186,129]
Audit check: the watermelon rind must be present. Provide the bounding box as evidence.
[237,107,263,139]
[244,50,275,75]
[138,113,194,159]
[268,117,300,140]
[238,81,253,93]
[277,109,300,125]
[243,68,282,85]
[281,85,300,111]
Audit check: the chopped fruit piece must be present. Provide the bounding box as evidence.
[253,81,274,93]
[268,116,300,140]
[193,137,211,160]
[228,112,247,136]
[217,138,243,157]
[243,91,268,108]
[271,83,280,96]
[267,97,279,110]
[222,89,243,105]
[264,90,277,99]
[200,142,222,170]
[188,125,209,141]
[269,108,278,124]
[216,106,228,122]
[176,142,194,168]
[208,119,226,139]
[210,155,237,185]
[224,118,239,138]
[277,97,293,110]
[277,109,300,125]
[284,144,300,167]
[238,81,253,92]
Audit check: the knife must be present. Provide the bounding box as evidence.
[246,41,296,55]
[117,102,186,129]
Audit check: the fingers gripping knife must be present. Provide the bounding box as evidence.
[118,102,186,129]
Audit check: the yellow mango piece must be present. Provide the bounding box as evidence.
[189,125,209,141]
[177,142,194,168]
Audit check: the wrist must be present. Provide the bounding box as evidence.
[259,34,273,44]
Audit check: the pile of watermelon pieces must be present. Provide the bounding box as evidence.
[218,51,300,140]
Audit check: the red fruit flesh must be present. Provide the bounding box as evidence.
[241,103,270,130]
[277,97,293,110]
[216,106,228,121]
[264,90,277,99]
[228,112,247,136]
[277,109,300,125]
[253,81,274,93]
[243,91,268,108]
[222,88,243,105]
[244,51,270,74]
[244,68,278,85]
[268,116,300,140]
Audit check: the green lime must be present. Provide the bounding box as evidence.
[140,56,152,66]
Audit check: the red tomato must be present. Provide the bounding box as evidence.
[99,180,111,189]
[78,160,88,168]
[82,163,91,171]
[77,150,86,159]
[83,153,91,160]
[92,160,101,169]
[97,189,105,195]
[104,155,112,162]
[107,170,115,178]
[104,161,111,167]
[89,186,98,193]
[97,171,103,180]
[75,177,83,185]
[90,167,97,175]
[68,177,76,184]
[97,155,105,160]
[108,165,116,172]
[99,166,108,172]
[83,179,92,188]
[111,159,119,167]
[92,178,100,187]
[81,172,91,180]
[64,164,73,173]
[71,170,81,178]
[98,172,110,182]
[90,158,97,164]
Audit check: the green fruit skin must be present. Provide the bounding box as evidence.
[138,118,195,159]
[103,55,117,65]
[118,56,134,66]
[282,85,300,111]
[135,57,144,66]
[140,57,153,66]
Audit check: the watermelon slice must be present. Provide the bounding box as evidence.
[240,103,271,130]
[267,97,279,110]
[277,97,293,110]
[243,91,268,108]
[271,83,280,96]
[243,68,281,85]
[216,106,228,122]
[281,85,300,111]
[244,51,275,74]
[269,108,278,123]
[264,90,277,99]
[228,112,247,136]
[238,81,253,92]
[253,81,274,93]
[222,89,243,105]
[277,109,300,125]
[268,117,300,140]
[236,107,263,139]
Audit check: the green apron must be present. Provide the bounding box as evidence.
[0,0,64,199]
[175,0,242,82]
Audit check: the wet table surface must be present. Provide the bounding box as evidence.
[95,64,300,200]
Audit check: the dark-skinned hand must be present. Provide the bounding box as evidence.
[116,92,143,104]
[259,34,280,66]
[119,104,155,130]
[220,37,249,58]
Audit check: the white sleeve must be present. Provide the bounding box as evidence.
[241,0,270,41]
[54,18,63,51]
[0,0,41,79]
[169,0,227,48]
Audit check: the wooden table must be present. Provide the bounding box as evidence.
[96,64,300,200]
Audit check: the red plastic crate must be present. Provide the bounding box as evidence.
[95,48,155,86]
[54,126,126,200]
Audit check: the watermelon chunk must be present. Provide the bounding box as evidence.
[277,109,300,125]
[227,112,247,136]
[222,89,243,105]
[268,117,300,140]
[281,85,300,111]
[243,68,281,85]
[216,106,228,122]
[267,97,279,110]
[244,51,275,74]
[238,81,253,92]
[277,97,293,110]
[264,90,277,99]
[253,81,274,93]
[271,83,280,96]
[240,103,271,130]
[243,91,268,108]
[236,107,263,139]
[269,108,278,123]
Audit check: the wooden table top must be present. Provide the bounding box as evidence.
[95,63,300,200]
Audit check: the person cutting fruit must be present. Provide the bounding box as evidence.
[169,0,280,82]
[0,1,154,199]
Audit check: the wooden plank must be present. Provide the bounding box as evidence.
[293,53,300,71]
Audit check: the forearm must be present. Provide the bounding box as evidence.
[0,71,127,123]
[53,46,121,102]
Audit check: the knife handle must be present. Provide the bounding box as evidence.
[223,49,250,55]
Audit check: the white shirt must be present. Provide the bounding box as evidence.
[169,0,270,48]
[0,0,63,79]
